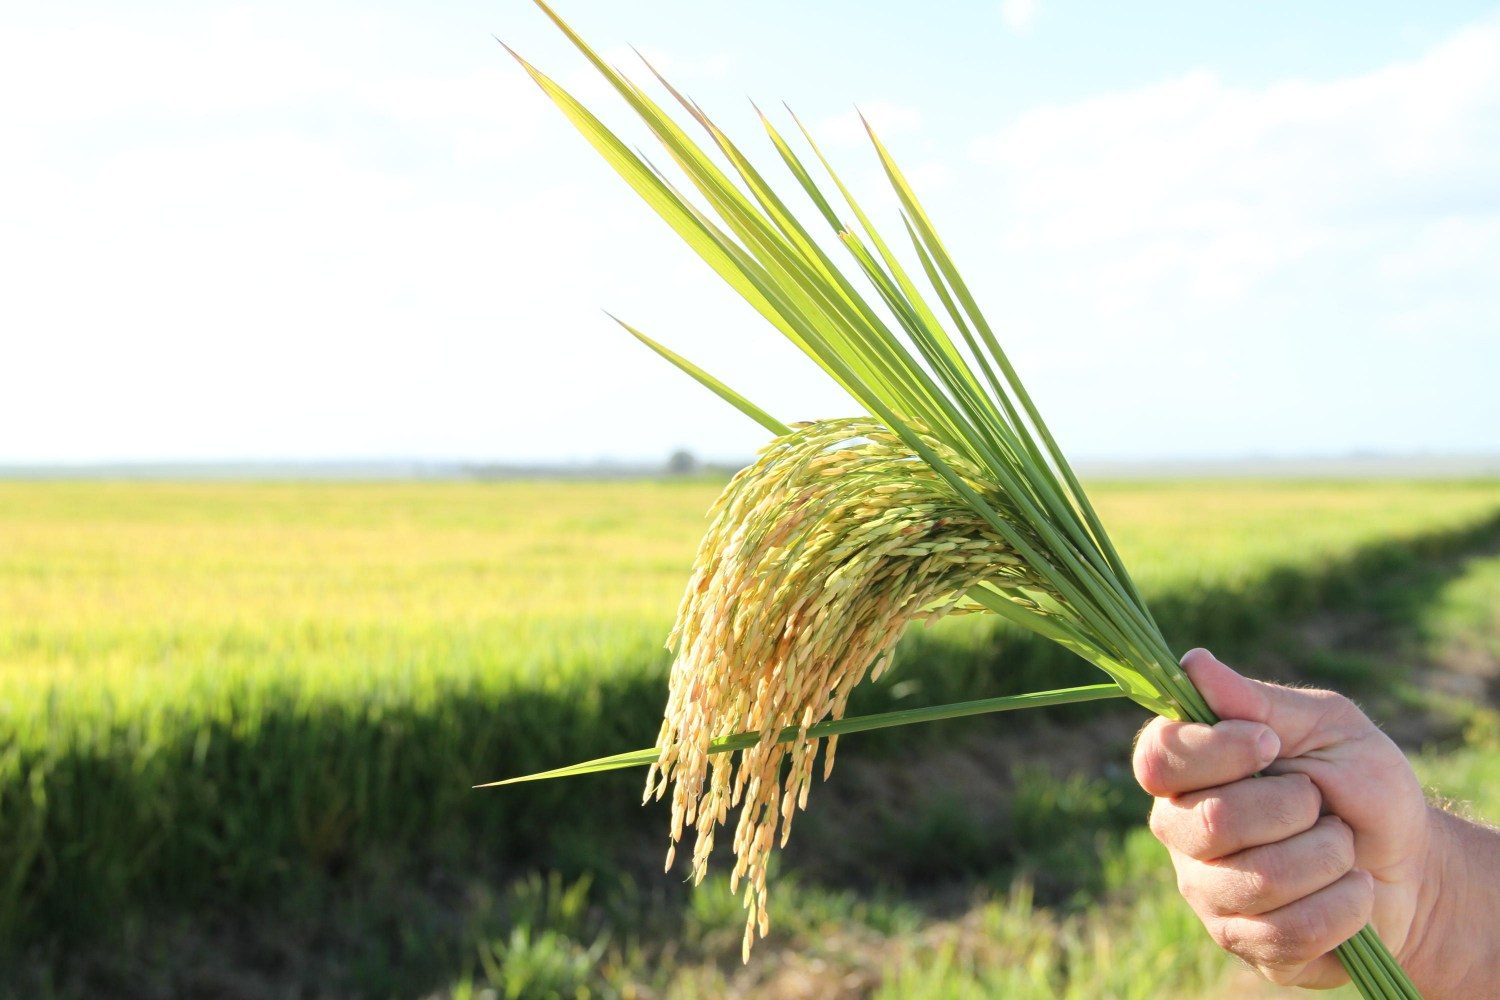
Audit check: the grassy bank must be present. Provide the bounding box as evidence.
[440,545,1500,1000]
[3,479,1499,994]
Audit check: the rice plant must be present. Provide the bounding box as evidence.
[492,3,1421,993]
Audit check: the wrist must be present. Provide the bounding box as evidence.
[1400,805,1481,997]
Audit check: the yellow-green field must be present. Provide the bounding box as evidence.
[6,478,1500,702]
[3,478,1499,997]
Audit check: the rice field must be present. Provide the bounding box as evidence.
[6,478,1500,703]
[3,477,1500,996]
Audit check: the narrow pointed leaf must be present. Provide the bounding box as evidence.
[610,316,790,436]
[475,682,1126,787]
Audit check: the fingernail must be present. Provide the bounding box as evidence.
[1256,728,1280,766]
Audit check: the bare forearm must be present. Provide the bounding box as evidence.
[1404,806,1500,998]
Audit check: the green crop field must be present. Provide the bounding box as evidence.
[3,478,1500,997]
[8,479,1500,702]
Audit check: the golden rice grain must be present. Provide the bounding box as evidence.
[644,418,1044,959]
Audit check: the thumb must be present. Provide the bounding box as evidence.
[1179,648,1368,756]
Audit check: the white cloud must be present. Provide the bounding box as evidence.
[969,19,1500,317]
[4,3,1497,463]
[0,4,777,464]
[903,160,951,194]
[0,9,544,171]
[1000,0,1037,33]
[946,17,1500,459]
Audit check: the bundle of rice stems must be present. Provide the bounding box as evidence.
[483,4,1421,995]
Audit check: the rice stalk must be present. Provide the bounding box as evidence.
[645,418,1049,955]
[493,4,1423,995]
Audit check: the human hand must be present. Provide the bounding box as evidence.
[1132,648,1443,989]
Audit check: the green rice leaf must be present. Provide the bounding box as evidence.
[476,683,1126,787]
[608,315,790,436]
[504,6,1419,990]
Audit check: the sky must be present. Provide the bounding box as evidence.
[3,1,1498,465]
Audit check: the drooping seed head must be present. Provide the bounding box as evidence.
[646,417,1046,959]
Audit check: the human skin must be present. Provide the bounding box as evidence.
[1132,648,1500,995]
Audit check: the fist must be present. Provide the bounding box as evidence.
[1133,649,1433,988]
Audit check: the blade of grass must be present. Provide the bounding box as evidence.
[512,8,1411,990]
[777,112,1183,702]
[610,316,790,436]
[863,114,1178,660]
[528,4,956,434]
[513,10,1155,679]
[475,682,1126,787]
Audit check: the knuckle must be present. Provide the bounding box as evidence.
[1133,719,1186,796]
[1268,907,1329,964]
[1315,687,1354,713]
[1266,779,1314,839]
[1208,918,1241,955]
[1260,964,1305,986]
[1299,777,1324,819]
[1349,872,1376,920]
[1182,867,1241,921]
[1264,788,1300,831]
[1148,802,1170,843]
[1207,871,1263,917]
[1316,840,1354,882]
[1195,796,1228,852]
[1330,816,1356,857]
[1235,861,1276,909]
[1133,746,1166,796]
[1277,773,1320,825]
[1175,871,1200,908]
[1310,688,1371,734]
